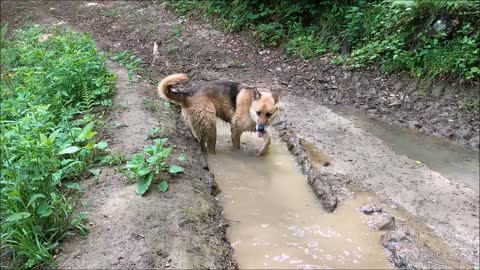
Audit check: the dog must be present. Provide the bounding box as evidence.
[157,73,280,155]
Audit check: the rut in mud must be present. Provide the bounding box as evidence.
[1,1,478,269]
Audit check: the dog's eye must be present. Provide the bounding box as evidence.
[256,111,261,116]
[266,112,272,118]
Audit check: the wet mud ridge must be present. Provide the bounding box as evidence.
[274,119,475,269]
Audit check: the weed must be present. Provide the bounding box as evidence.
[171,24,182,37]
[465,98,480,112]
[143,97,159,112]
[167,44,179,54]
[109,50,143,80]
[0,25,114,268]
[100,8,120,18]
[146,127,162,140]
[124,138,184,196]
[98,151,127,166]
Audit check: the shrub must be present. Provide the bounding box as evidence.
[166,0,480,81]
[0,25,115,269]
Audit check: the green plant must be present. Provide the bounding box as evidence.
[171,24,182,37]
[143,97,158,112]
[147,127,162,139]
[166,0,480,81]
[464,98,480,111]
[256,22,285,47]
[109,50,143,80]
[100,8,120,18]
[1,25,114,269]
[124,138,184,196]
[99,151,127,166]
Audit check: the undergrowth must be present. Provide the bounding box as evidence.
[167,0,480,81]
[0,25,115,269]
[109,50,143,81]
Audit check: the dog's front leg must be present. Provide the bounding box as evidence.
[257,132,271,156]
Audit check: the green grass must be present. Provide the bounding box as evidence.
[0,25,115,269]
[166,0,480,81]
[99,8,120,18]
[109,50,143,81]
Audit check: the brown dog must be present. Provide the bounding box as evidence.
[158,74,280,155]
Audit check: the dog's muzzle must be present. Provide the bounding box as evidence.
[256,124,266,138]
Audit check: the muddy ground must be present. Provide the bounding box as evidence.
[1,1,478,269]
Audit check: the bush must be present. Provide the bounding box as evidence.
[0,25,115,269]
[166,0,480,81]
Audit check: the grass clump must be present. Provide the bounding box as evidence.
[0,25,115,269]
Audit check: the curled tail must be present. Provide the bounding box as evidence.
[158,73,189,105]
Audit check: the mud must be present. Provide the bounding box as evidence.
[209,123,392,269]
[2,1,478,269]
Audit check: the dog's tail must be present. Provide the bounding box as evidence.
[158,73,189,105]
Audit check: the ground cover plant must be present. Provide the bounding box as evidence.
[123,137,184,196]
[0,24,115,269]
[167,0,480,81]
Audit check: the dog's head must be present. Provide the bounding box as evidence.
[249,88,281,138]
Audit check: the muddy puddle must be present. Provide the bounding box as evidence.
[208,122,392,269]
[328,106,479,192]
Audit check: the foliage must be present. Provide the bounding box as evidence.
[109,50,143,80]
[124,138,184,196]
[167,0,480,81]
[0,25,115,269]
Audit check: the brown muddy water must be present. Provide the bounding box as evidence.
[329,106,480,192]
[208,122,392,269]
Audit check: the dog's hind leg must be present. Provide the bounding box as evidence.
[199,137,207,153]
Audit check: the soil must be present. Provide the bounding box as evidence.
[1,1,478,269]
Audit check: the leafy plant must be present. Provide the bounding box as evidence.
[124,138,184,196]
[166,0,480,81]
[1,25,114,269]
[99,8,120,18]
[109,50,143,80]
[171,24,183,37]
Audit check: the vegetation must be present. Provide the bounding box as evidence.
[167,0,480,81]
[0,25,115,268]
[123,137,184,196]
[109,50,143,81]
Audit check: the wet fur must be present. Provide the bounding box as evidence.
[158,74,280,155]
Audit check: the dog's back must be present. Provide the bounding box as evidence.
[190,80,241,123]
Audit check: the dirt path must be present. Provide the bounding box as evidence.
[54,63,234,269]
[2,1,478,268]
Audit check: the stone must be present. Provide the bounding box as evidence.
[366,213,395,231]
[359,203,382,214]
[431,84,445,98]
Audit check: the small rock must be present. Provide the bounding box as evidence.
[431,85,445,97]
[408,121,422,129]
[359,203,382,214]
[366,214,395,231]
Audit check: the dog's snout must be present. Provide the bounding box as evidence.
[257,125,265,132]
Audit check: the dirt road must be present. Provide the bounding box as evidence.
[2,1,478,268]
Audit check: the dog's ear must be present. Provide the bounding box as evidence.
[272,88,281,103]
